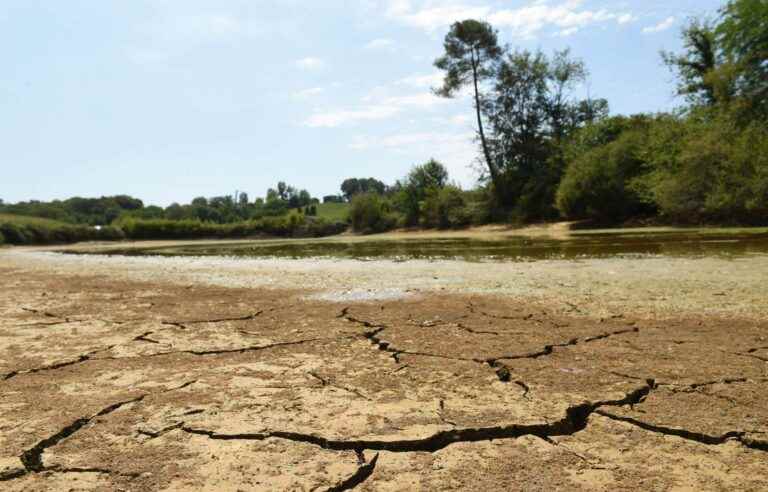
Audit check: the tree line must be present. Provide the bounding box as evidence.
[348,0,767,231]
[0,181,321,226]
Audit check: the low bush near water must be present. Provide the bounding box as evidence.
[0,219,125,245]
[116,216,346,240]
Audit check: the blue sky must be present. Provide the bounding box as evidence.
[2,0,725,206]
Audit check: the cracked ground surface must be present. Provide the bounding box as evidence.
[1,249,767,491]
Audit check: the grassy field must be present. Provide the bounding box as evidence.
[314,202,349,222]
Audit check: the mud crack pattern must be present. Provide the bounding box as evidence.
[1,268,767,490]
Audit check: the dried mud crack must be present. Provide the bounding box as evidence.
[2,345,115,381]
[490,327,639,363]
[21,396,148,473]
[3,381,196,482]
[181,381,656,453]
[161,310,264,330]
[326,453,379,492]
[343,308,641,384]
[595,410,768,452]
[3,258,768,490]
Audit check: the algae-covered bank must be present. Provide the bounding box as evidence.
[1,228,767,490]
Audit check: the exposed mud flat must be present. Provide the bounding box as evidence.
[1,245,767,490]
[5,245,768,319]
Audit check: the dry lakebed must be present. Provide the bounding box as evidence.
[1,228,767,491]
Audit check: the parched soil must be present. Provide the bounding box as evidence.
[1,249,767,491]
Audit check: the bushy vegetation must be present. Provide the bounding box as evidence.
[431,0,766,227]
[117,216,345,240]
[555,116,654,222]
[340,178,388,201]
[0,196,143,226]
[0,181,346,244]
[633,112,768,224]
[349,194,398,234]
[555,0,767,225]
[0,211,345,245]
[0,214,125,245]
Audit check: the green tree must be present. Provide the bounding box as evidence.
[349,193,396,233]
[298,189,312,207]
[277,182,288,201]
[340,178,361,201]
[407,159,449,191]
[557,124,652,222]
[395,160,450,226]
[484,48,601,218]
[662,19,720,106]
[420,185,470,229]
[238,192,249,209]
[716,0,768,115]
[435,20,504,196]
[340,178,387,201]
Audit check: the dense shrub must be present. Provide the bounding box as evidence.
[0,223,29,244]
[556,129,651,221]
[349,193,398,234]
[635,114,768,224]
[0,220,127,245]
[115,216,347,241]
[420,186,471,229]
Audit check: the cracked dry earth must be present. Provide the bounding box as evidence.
[1,264,767,490]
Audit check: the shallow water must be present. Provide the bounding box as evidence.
[80,228,768,262]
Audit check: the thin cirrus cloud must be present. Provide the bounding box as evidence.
[295,57,326,70]
[364,38,396,50]
[303,91,449,128]
[642,16,675,34]
[292,87,325,100]
[396,72,444,88]
[383,0,635,38]
[348,131,474,151]
[304,106,401,128]
[347,130,479,184]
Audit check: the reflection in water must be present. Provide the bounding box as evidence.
[81,229,768,262]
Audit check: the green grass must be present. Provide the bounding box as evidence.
[314,202,350,222]
[0,213,72,227]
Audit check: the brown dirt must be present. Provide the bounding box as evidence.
[1,258,767,491]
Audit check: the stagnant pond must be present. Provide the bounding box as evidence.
[78,227,768,262]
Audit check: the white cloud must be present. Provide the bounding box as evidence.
[385,92,447,108]
[364,38,396,50]
[349,131,470,150]
[304,106,400,128]
[303,90,449,128]
[386,3,491,31]
[382,0,635,38]
[292,87,325,100]
[396,72,444,88]
[349,130,479,185]
[617,13,637,25]
[557,26,580,37]
[295,57,326,70]
[642,16,675,34]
